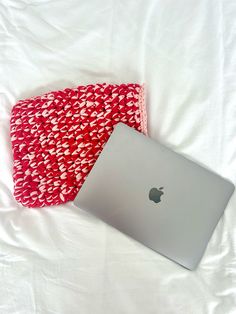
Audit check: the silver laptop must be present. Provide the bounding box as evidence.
[74,123,234,270]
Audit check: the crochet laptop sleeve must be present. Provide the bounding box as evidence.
[10,83,147,208]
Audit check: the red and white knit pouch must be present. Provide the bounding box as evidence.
[10,83,147,208]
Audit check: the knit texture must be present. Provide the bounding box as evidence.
[10,83,147,208]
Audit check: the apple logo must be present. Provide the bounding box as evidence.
[149,187,164,204]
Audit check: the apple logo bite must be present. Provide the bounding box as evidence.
[149,187,164,204]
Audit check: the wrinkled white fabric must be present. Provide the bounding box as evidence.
[0,0,236,313]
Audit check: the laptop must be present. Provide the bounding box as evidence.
[74,123,234,270]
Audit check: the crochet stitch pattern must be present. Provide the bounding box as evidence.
[10,83,147,208]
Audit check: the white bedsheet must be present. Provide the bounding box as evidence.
[0,0,236,313]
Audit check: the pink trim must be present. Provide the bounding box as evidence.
[138,84,148,135]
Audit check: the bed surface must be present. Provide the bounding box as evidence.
[0,0,236,313]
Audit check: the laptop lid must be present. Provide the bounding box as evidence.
[74,123,234,269]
